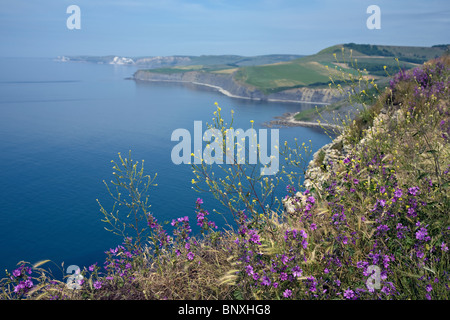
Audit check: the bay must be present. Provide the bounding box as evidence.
[0,57,332,274]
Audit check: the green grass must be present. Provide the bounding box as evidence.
[293,103,341,122]
[144,64,234,74]
[138,43,448,96]
[234,62,332,94]
[143,67,195,74]
[233,44,448,93]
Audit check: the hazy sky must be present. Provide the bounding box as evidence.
[0,0,449,57]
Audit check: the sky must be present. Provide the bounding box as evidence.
[0,0,449,58]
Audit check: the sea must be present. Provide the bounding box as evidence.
[0,57,332,275]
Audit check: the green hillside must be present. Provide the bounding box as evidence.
[187,54,303,67]
[232,43,449,93]
[233,61,333,93]
[139,43,449,95]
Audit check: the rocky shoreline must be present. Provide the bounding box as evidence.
[133,69,351,133]
[133,70,343,105]
[262,112,342,130]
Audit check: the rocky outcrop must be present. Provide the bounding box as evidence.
[268,87,342,105]
[133,70,344,105]
[301,106,402,191]
[133,70,266,100]
[302,135,349,191]
[110,56,135,65]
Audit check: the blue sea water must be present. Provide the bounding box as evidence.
[0,57,332,274]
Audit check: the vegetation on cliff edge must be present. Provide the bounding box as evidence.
[1,54,449,300]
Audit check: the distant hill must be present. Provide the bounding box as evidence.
[131,43,448,95]
[232,43,449,93]
[59,43,449,104]
[56,54,304,68]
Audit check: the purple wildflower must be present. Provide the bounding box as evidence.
[261,276,271,286]
[283,289,292,298]
[357,261,369,269]
[377,224,390,233]
[291,266,303,278]
[415,227,431,241]
[245,265,254,276]
[307,196,315,204]
[408,186,420,196]
[344,288,355,299]
[93,281,102,289]
[248,229,261,245]
[381,286,391,295]
[394,188,403,198]
[299,229,308,239]
[23,279,33,289]
[14,283,25,293]
[307,276,318,293]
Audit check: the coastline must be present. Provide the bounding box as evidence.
[134,78,330,105]
[134,76,343,130]
[262,112,342,130]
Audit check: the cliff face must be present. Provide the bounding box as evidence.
[133,70,343,104]
[133,70,265,100]
[302,106,407,192]
[268,87,342,104]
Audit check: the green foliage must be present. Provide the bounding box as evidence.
[234,62,332,93]
[138,44,447,95]
[343,43,395,57]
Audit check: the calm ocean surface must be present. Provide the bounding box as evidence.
[0,57,332,274]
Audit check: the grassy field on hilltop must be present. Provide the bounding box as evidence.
[233,44,449,93]
[233,61,334,93]
[139,44,449,95]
